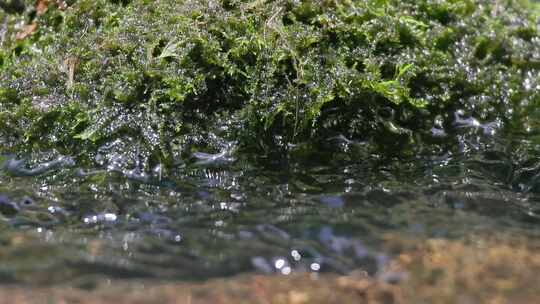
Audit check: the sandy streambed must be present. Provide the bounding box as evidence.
[1,234,539,304]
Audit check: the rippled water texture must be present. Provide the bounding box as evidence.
[1,111,540,286]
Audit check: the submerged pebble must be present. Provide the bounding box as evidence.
[0,195,19,217]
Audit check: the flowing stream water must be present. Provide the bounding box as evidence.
[1,110,540,288]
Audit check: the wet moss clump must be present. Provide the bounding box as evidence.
[0,0,539,167]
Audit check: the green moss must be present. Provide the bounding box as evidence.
[0,0,538,165]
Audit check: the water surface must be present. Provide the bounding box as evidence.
[1,112,540,287]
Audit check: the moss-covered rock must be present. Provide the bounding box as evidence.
[0,0,539,167]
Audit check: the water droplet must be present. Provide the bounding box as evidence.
[291,250,301,261]
[281,266,292,275]
[275,259,286,269]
